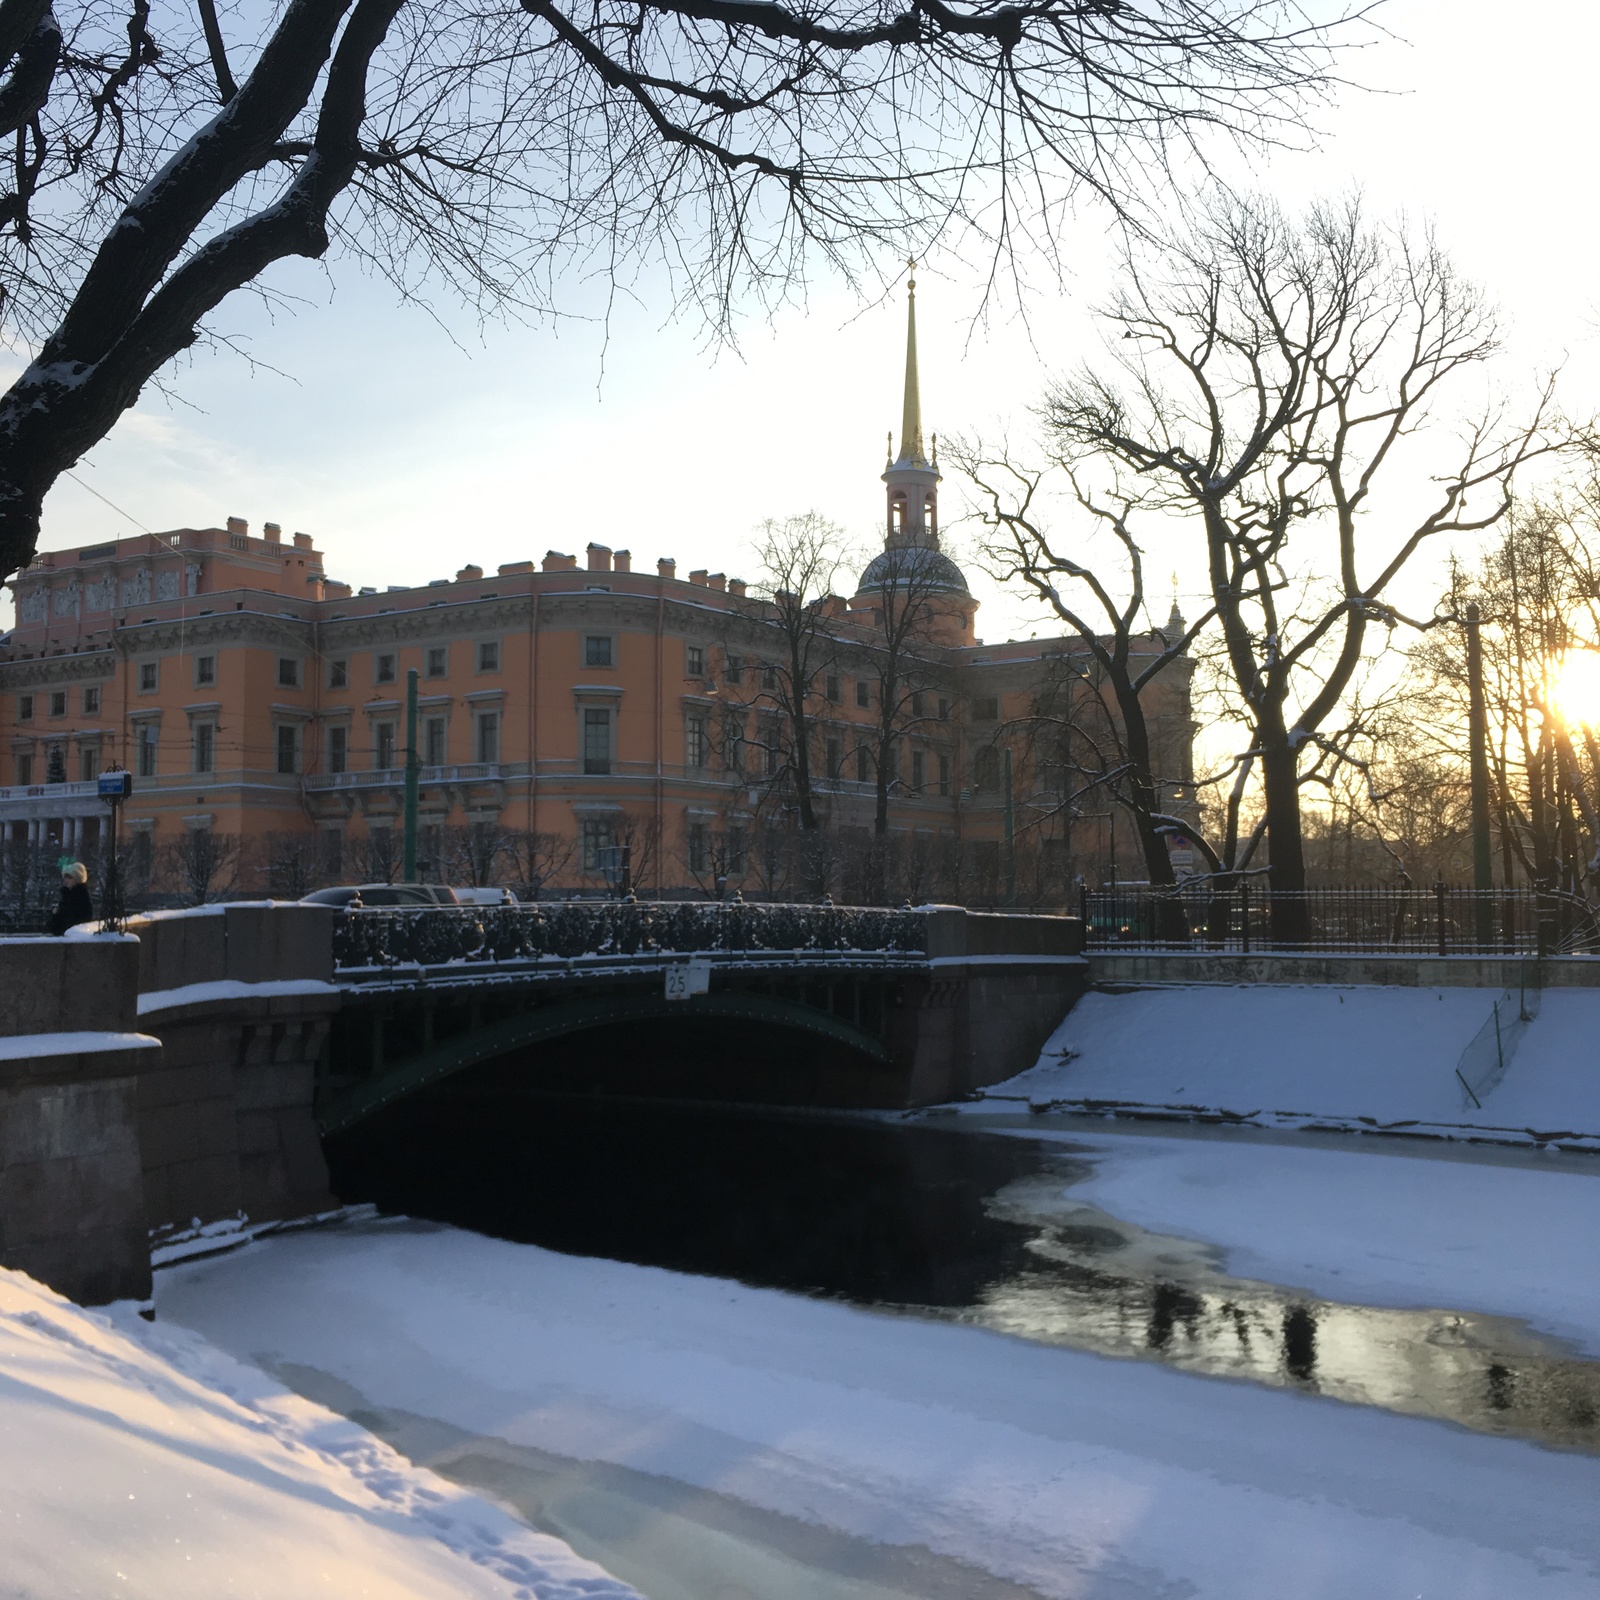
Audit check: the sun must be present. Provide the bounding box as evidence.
[1549,650,1600,727]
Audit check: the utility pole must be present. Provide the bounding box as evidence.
[1466,602,1493,946]
[1003,744,1016,906]
[403,668,419,882]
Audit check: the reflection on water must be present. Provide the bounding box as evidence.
[966,1169,1600,1451]
[326,1088,1600,1455]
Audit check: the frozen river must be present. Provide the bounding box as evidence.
[141,1094,1600,1599]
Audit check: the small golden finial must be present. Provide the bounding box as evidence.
[886,429,893,465]
[907,256,917,291]
[931,432,938,466]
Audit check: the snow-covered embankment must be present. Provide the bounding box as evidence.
[990,983,1600,1143]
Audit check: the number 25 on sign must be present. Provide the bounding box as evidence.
[664,960,711,1000]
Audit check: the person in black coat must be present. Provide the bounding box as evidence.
[49,861,94,935]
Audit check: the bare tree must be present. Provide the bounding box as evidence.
[1045,196,1566,939]
[961,447,1210,885]
[260,829,323,898]
[160,826,240,904]
[0,0,1365,585]
[499,827,574,900]
[740,513,845,832]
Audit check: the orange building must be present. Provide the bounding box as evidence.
[0,287,1194,906]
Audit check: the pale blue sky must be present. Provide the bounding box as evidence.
[7,0,1595,642]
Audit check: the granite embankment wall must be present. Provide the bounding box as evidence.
[0,905,338,1304]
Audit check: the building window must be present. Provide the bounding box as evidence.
[938,752,951,796]
[195,655,215,687]
[476,712,499,765]
[687,821,709,874]
[724,653,742,685]
[278,658,301,689]
[276,724,299,775]
[376,653,396,684]
[477,640,500,673]
[18,694,33,721]
[49,691,66,717]
[825,673,841,703]
[375,722,397,769]
[685,714,708,769]
[192,722,216,774]
[974,696,999,721]
[761,663,778,692]
[136,723,158,778]
[973,747,999,789]
[912,692,925,719]
[424,716,446,767]
[328,726,348,775]
[855,679,871,708]
[938,696,951,720]
[132,826,153,882]
[426,646,447,678]
[580,817,614,872]
[911,749,925,792]
[83,686,100,715]
[856,746,871,783]
[328,658,348,689]
[722,711,744,772]
[727,827,747,875]
[139,662,158,693]
[826,736,842,778]
[79,746,99,781]
[585,635,613,668]
[321,827,344,877]
[686,645,705,678]
[14,752,32,784]
[582,708,611,775]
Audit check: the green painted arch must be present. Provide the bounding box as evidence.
[319,989,892,1135]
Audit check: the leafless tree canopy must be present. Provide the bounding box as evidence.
[1041,195,1566,932]
[0,0,1365,581]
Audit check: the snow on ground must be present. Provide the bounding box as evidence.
[153,1217,1600,1600]
[0,1265,639,1600]
[1004,1124,1600,1355]
[995,984,1600,1140]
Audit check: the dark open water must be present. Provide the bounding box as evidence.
[326,1087,1600,1455]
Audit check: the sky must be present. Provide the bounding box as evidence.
[5,0,1598,645]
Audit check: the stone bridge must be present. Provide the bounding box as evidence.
[0,901,1085,1306]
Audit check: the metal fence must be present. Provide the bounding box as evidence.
[1081,883,1600,956]
[332,899,928,969]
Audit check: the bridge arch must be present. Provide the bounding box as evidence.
[319,988,893,1135]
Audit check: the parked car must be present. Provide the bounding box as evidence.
[450,886,517,907]
[301,884,461,908]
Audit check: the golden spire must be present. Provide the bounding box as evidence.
[898,259,924,464]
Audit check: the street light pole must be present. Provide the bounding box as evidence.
[1466,601,1493,947]
[403,668,419,882]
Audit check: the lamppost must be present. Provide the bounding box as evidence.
[1465,602,1493,948]
[98,769,132,931]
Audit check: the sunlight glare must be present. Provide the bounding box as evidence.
[1549,651,1600,726]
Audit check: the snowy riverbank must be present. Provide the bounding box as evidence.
[0,1265,639,1599]
[988,983,1600,1144]
[147,1206,1600,1600]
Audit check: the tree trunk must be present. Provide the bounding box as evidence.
[1259,735,1308,945]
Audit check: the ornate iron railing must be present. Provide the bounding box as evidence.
[1082,882,1600,956]
[332,900,927,969]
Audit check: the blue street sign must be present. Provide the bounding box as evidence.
[98,771,133,799]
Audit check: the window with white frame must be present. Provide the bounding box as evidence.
[424,716,446,767]
[192,721,216,774]
[49,690,65,717]
[476,712,499,765]
[195,655,216,687]
[135,722,158,777]
[855,679,871,708]
[375,721,397,769]
[328,726,348,774]
[686,644,705,678]
[687,821,709,874]
[375,653,396,684]
[580,816,614,872]
[18,694,32,720]
[277,657,300,689]
[138,662,158,693]
[82,686,100,714]
[476,640,500,673]
[13,751,32,783]
[328,658,348,689]
[78,745,99,781]
[426,646,447,678]
[276,724,299,775]
[685,714,708,768]
[584,635,613,667]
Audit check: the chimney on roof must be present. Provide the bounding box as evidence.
[456,563,484,581]
[228,516,250,539]
[728,578,747,598]
[689,569,709,587]
[657,558,676,580]
[612,550,631,573]
[586,543,612,572]
[543,551,577,571]
[262,521,280,543]
[293,532,312,550]
[498,560,534,575]
[707,573,726,592]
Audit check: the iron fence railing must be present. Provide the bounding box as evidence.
[332,899,928,969]
[1081,882,1600,956]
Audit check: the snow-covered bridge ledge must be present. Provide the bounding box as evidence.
[1088,950,1600,989]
